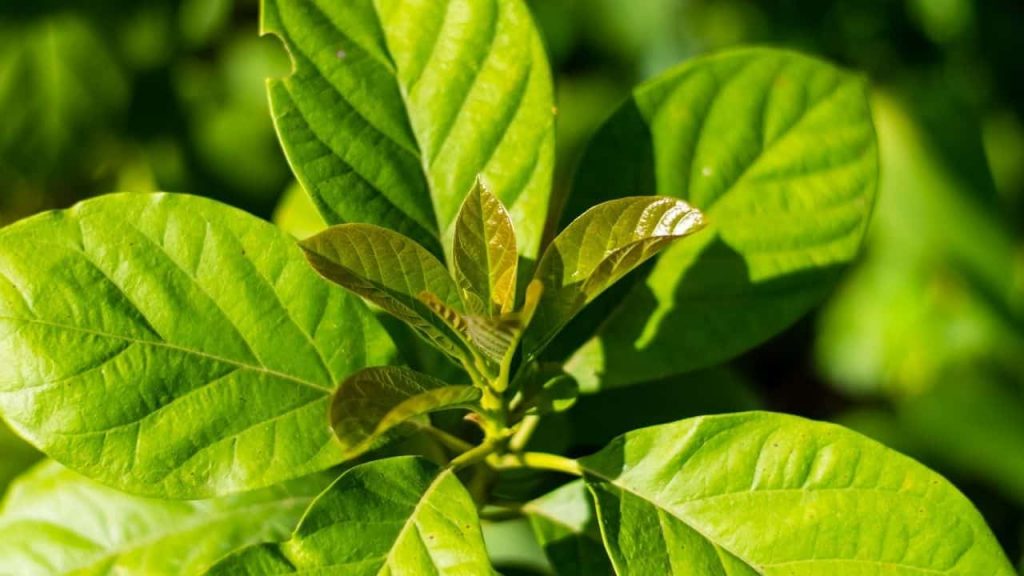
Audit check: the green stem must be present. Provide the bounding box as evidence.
[507,414,540,452]
[422,426,474,454]
[493,452,583,477]
[449,438,502,470]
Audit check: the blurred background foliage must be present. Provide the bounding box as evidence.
[1,0,1022,571]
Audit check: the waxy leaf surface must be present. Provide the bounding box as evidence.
[453,179,518,317]
[563,48,878,390]
[579,412,1014,575]
[330,366,480,460]
[208,456,493,575]
[0,193,395,497]
[262,0,555,258]
[0,460,319,575]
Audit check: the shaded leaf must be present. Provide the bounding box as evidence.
[208,456,494,574]
[453,178,518,317]
[524,480,614,576]
[524,196,704,356]
[517,363,579,416]
[0,460,321,575]
[0,420,40,496]
[262,0,555,259]
[579,412,1014,575]
[330,366,481,460]
[562,48,878,391]
[0,193,395,497]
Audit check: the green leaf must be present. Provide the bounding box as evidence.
[0,193,396,498]
[0,460,321,575]
[330,366,481,460]
[524,196,704,356]
[301,223,474,365]
[453,179,518,317]
[0,419,40,496]
[262,0,556,259]
[272,181,327,239]
[208,456,494,574]
[524,480,614,576]
[517,363,579,416]
[562,48,878,391]
[579,412,1014,575]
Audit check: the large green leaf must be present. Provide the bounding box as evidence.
[208,456,494,574]
[262,0,555,259]
[453,179,518,317]
[0,193,396,498]
[301,223,474,365]
[524,196,704,356]
[0,419,40,496]
[524,480,614,576]
[0,460,320,575]
[563,48,878,391]
[330,366,481,460]
[579,412,1014,575]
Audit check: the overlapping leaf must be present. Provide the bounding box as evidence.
[0,193,395,497]
[330,366,480,460]
[208,456,494,574]
[453,179,518,317]
[262,0,555,259]
[562,48,878,391]
[524,196,704,356]
[579,412,1015,575]
[524,480,614,575]
[0,460,321,575]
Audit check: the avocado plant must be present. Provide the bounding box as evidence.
[0,1,1015,574]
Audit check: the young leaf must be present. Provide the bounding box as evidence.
[524,480,614,576]
[0,193,395,498]
[330,366,481,460]
[262,0,555,259]
[562,48,879,391]
[578,412,1015,575]
[523,196,704,356]
[0,460,321,575]
[208,456,494,574]
[301,224,473,365]
[453,179,518,317]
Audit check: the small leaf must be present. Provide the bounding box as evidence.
[0,460,322,575]
[330,366,481,460]
[0,193,395,498]
[207,456,494,574]
[524,480,614,576]
[524,196,704,356]
[517,363,579,416]
[301,224,473,365]
[453,178,519,316]
[579,412,1015,575]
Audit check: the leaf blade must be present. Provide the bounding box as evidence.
[524,480,614,576]
[453,179,518,317]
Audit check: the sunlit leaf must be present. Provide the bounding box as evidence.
[330,366,480,460]
[524,196,704,356]
[524,480,614,575]
[262,0,555,259]
[0,460,322,575]
[579,412,1014,575]
[453,179,518,317]
[0,193,395,497]
[208,456,494,574]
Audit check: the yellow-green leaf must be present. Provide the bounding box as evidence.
[453,179,518,317]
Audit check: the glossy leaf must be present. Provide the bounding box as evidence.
[453,179,518,317]
[262,0,555,259]
[524,480,614,576]
[0,460,320,575]
[0,193,396,497]
[579,412,1014,575]
[330,366,481,460]
[301,223,472,365]
[563,48,878,391]
[208,456,494,574]
[524,196,704,356]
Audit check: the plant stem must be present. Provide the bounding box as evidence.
[492,452,583,477]
[422,426,474,454]
[507,414,540,452]
[449,438,501,470]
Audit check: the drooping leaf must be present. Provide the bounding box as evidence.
[562,48,878,391]
[0,193,396,498]
[0,460,322,575]
[578,412,1015,575]
[524,480,614,576]
[261,0,556,259]
[524,196,704,356]
[301,223,473,365]
[330,366,481,460]
[453,179,519,317]
[208,456,494,575]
